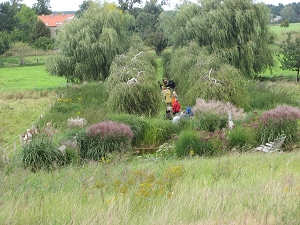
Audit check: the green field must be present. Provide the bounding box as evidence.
[270,23,300,43]
[0,65,67,91]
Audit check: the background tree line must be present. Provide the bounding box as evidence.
[267,2,300,23]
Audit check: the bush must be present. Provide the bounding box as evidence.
[199,130,230,156]
[103,114,148,147]
[258,105,300,146]
[156,143,176,160]
[79,121,134,160]
[106,83,162,117]
[142,119,177,147]
[20,135,66,172]
[228,125,258,151]
[194,112,227,132]
[175,130,213,157]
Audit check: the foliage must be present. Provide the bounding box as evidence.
[280,19,290,29]
[280,6,299,23]
[20,135,66,172]
[103,114,148,147]
[165,42,249,108]
[141,119,177,147]
[33,36,53,50]
[46,3,134,83]
[228,126,258,150]
[175,130,213,157]
[160,0,274,77]
[10,41,33,64]
[199,129,229,156]
[135,1,164,40]
[192,98,246,121]
[278,33,300,81]
[247,81,298,110]
[106,49,162,117]
[29,19,51,45]
[118,0,142,11]
[75,0,92,18]
[193,112,227,132]
[145,31,167,55]
[258,105,300,146]
[156,142,176,160]
[12,5,37,43]
[106,82,162,117]
[79,121,134,160]
[0,31,10,55]
[33,0,52,15]
[0,1,18,32]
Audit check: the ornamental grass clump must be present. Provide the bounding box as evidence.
[80,121,134,160]
[258,105,300,146]
[20,135,66,172]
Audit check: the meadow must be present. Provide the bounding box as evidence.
[1,151,300,224]
[0,65,66,91]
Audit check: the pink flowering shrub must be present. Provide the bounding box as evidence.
[87,121,134,141]
[258,105,300,146]
[80,121,134,160]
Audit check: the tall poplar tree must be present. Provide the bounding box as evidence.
[46,3,134,83]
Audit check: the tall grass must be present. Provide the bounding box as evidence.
[1,152,300,224]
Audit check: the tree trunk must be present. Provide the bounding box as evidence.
[297,67,299,83]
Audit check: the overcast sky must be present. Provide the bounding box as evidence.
[0,0,295,12]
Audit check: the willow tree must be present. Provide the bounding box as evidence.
[164,41,249,109]
[106,36,162,117]
[160,0,274,78]
[46,3,134,83]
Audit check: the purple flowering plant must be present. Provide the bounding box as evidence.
[87,121,134,142]
[258,105,300,145]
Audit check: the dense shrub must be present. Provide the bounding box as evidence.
[199,130,230,156]
[104,114,148,147]
[194,112,227,132]
[20,135,66,172]
[228,126,258,151]
[258,105,300,146]
[142,119,177,147]
[79,121,134,160]
[106,82,162,117]
[175,130,214,157]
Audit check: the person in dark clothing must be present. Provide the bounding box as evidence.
[164,110,173,120]
[166,78,175,89]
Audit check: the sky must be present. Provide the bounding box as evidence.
[0,0,295,12]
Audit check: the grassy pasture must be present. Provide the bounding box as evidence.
[0,65,66,91]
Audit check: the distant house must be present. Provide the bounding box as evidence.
[271,16,281,23]
[38,13,75,37]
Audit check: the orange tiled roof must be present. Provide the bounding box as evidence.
[38,14,75,27]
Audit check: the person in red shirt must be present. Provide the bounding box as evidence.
[172,99,181,116]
